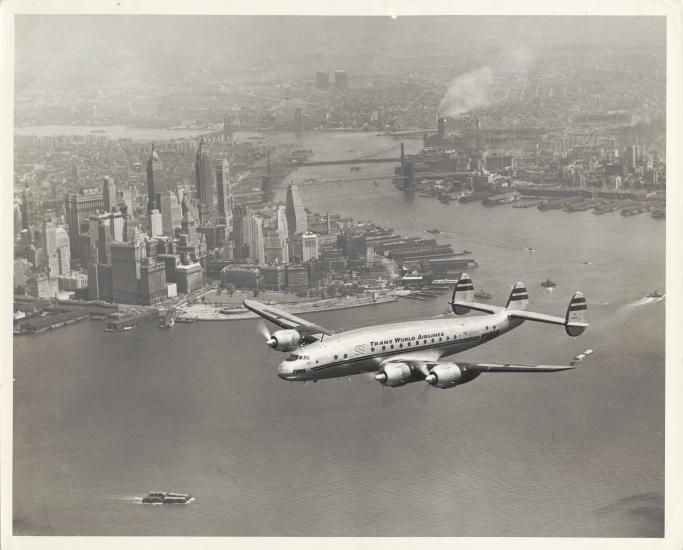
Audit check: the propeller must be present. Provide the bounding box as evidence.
[256,320,276,348]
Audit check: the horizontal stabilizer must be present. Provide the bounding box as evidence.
[450,301,504,315]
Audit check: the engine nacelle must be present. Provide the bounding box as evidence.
[426,363,463,389]
[269,329,302,352]
[375,362,416,387]
[426,363,482,389]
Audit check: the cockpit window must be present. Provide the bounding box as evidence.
[285,354,310,361]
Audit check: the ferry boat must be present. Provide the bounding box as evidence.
[541,278,557,288]
[142,492,192,504]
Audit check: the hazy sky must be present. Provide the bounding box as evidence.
[14,15,665,94]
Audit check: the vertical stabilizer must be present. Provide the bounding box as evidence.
[451,273,474,314]
[505,282,529,311]
[565,292,588,336]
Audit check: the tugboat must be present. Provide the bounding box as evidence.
[541,278,557,288]
[142,492,192,504]
[474,289,492,300]
[646,289,664,298]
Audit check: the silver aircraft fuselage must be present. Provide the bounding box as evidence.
[277,311,524,381]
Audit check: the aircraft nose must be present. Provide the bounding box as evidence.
[277,362,293,380]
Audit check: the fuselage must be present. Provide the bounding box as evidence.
[277,311,523,381]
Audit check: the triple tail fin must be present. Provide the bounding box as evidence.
[505,282,529,311]
[565,292,587,336]
[451,273,474,314]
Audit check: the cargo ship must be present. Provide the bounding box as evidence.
[142,492,192,504]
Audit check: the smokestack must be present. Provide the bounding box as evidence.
[438,117,447,139]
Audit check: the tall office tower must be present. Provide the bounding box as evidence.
[223,112,233,143]
[177,208,206,266]
[265,232,289,264]
[119,188,134,217]
[110,238,147,304]
[55,227,70,275]
[334,70,348,90]
[242,213,265,265]
[148,209,163,237]
[146,144,161,213]
[232,204,248,257]
[14,203,22,237]
[64,191,105,259]
[216,159,233,230]
[316,71,330,90]
[301,231,320,262]
[285,184,307,235]
[159,190,182,235]
[21,187,33,230]
[195,137,214,224]
[103,176,117,212]
[109,210,125,242]
[139,258,167,305]
[276,205,289,237]
[41,221,60,277]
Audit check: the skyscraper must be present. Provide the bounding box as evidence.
[21,187,33,230]
[265,232,289,264]
[110,238,146,304]
[301,231,320,262]
[285,184,307,235]
[159,191,182,236]
[103,176,117,212]
[232,204,248,258]
[146,145,161,213]
[216,159,233,230]
[316,71,330,90]
[41,221,60,277]
[334,70,349,90]
[55,227,70,276]
[64,191,105,260]
[242,213,265,265]
[276,205,289,237]
[195,138,214,224]
[148,210,163,237]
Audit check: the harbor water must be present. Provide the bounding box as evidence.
[13,132,665,537]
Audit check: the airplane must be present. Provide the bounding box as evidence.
[243,273,588,389]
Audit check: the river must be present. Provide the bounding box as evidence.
[13,131,665,537]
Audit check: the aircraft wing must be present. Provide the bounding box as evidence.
[243,299,330,336]
[460,361,575,373]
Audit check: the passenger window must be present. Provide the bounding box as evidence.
[343,354,347,359]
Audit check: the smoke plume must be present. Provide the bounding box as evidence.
[438,46,534,118]
[438,66,495,118]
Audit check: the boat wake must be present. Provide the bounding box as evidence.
[623,295,665,308]
[107,495,144,504]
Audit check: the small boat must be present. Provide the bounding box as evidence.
[426,228,440,234]
[525,247,534,253]
[646,289,664,298]
[474,289,492,300]
[142,491,192,504]
[372,181,379,187]
[462,250,472,255]
[541,278,557,288]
